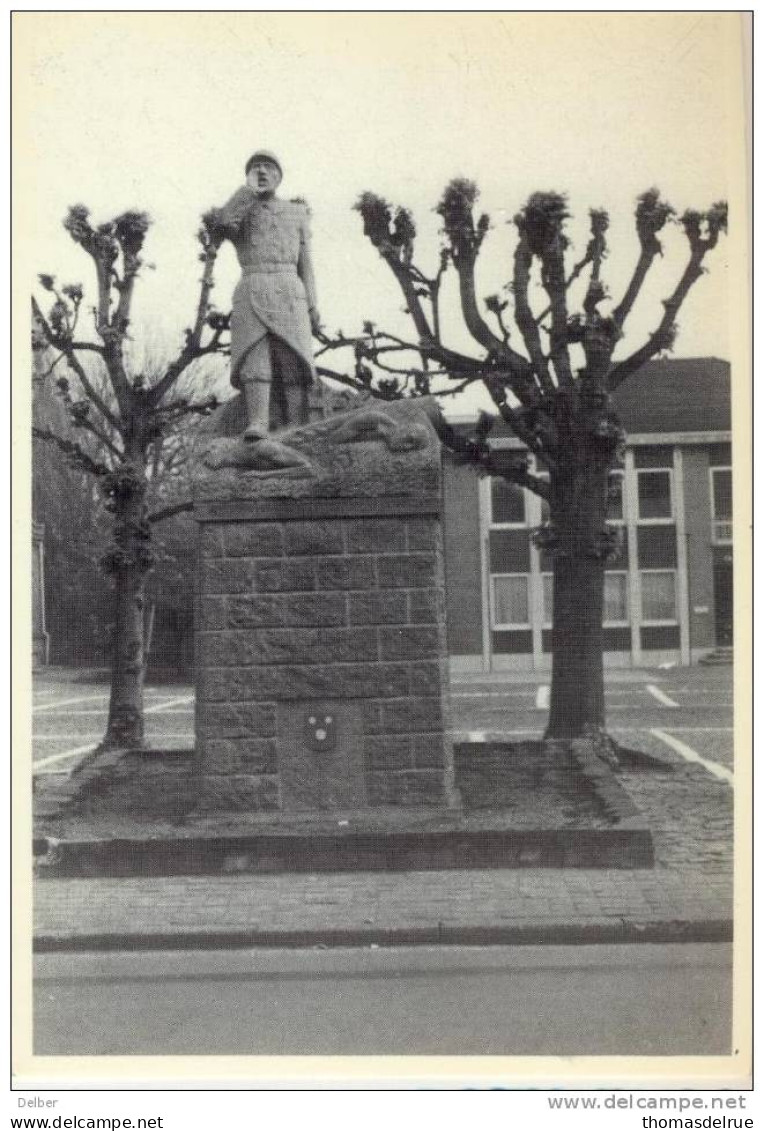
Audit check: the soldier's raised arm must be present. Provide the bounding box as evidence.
[208,184,256,240]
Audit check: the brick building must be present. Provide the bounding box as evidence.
[443,357,733,673]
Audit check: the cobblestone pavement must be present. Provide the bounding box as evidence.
[34,868,731,947]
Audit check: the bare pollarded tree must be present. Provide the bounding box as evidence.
[318,184,727,756]
[32,207,230,749]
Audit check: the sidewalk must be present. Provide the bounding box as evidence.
[34,866,732,952]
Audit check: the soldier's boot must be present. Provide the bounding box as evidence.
[241,377,271,443]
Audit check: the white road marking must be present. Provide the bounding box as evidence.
[645,684,679,708]
[32,744,98,769]
[32,733,194,771]
[33,732,194,741]
[455,730,540,740]
[33,734,102,741]
[32,695,108,714]
[649,728,733,785]
[145,696,194,714]
[535,685,550,710]
[37,709,108,717]
[35,707,194,717]
[452,691,534,699]
[461,702,637,714]
[616,726,732,733]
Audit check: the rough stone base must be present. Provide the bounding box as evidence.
[192,399,457,814]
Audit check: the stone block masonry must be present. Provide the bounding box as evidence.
[192,398,456,814]
[196,515,453,810]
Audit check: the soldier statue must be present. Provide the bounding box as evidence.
[210,151,321,442]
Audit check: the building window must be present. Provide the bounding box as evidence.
[604,572,629,624]
[640,570,677,623]
[490,478,526,527]
[492,574,530,628]
[637,469,673,521]
[711,467,732,543]
[542,572,628,626]
[607,475,625,522]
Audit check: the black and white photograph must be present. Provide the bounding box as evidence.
[13,10,751,1092]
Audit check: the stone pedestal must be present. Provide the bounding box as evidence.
[192,397,456,813]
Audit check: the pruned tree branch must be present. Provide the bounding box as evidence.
[145,242,226,411]
[33,425,111,478]
[534,240,599,326]
[71,415,123,461]
[437,181,503,355]
[608,202,727,391]
[512,228,555,396]
[433,416,550,499]
[112,211,152,335]
[611,189,675,331]
[582,209,609,316]
[519,193,574,389]
[147,499,193,525]
[32,298,121,432]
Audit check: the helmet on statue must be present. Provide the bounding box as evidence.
[245,150,283,178]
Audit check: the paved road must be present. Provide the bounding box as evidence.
[34,943,731,1057]
[451,669,733,768]
[31,684,195,773]
[31,668,734,778]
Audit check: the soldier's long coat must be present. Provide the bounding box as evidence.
[213,187,318,387]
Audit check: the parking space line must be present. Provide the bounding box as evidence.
[645,684,679,708]
[462,702,639,714]
[452,691,534,700]
[43,707,194,716]
[33,744,98,769]
[139,733,194,739]
[36,709,108,717]
[33,695,109,714]
[33,734,103,741]
[649,728,733,784]
[33,732,194,771]
[454,729,540,741]
[615,726,732,733]
[145,696,194,714]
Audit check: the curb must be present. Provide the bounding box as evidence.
[33,918,733,954]
[33,821,655,876]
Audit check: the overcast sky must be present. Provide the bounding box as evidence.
[16,12,742,415]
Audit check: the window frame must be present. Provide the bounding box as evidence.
[709,465,732,544]
[639,568,679,626]
[488,476,528,529]
[490,572,531,630]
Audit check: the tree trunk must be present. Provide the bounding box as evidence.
[104,559,146,748]
[544,434,612,745]
[546,549,605,739]
[102,461,151,750]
